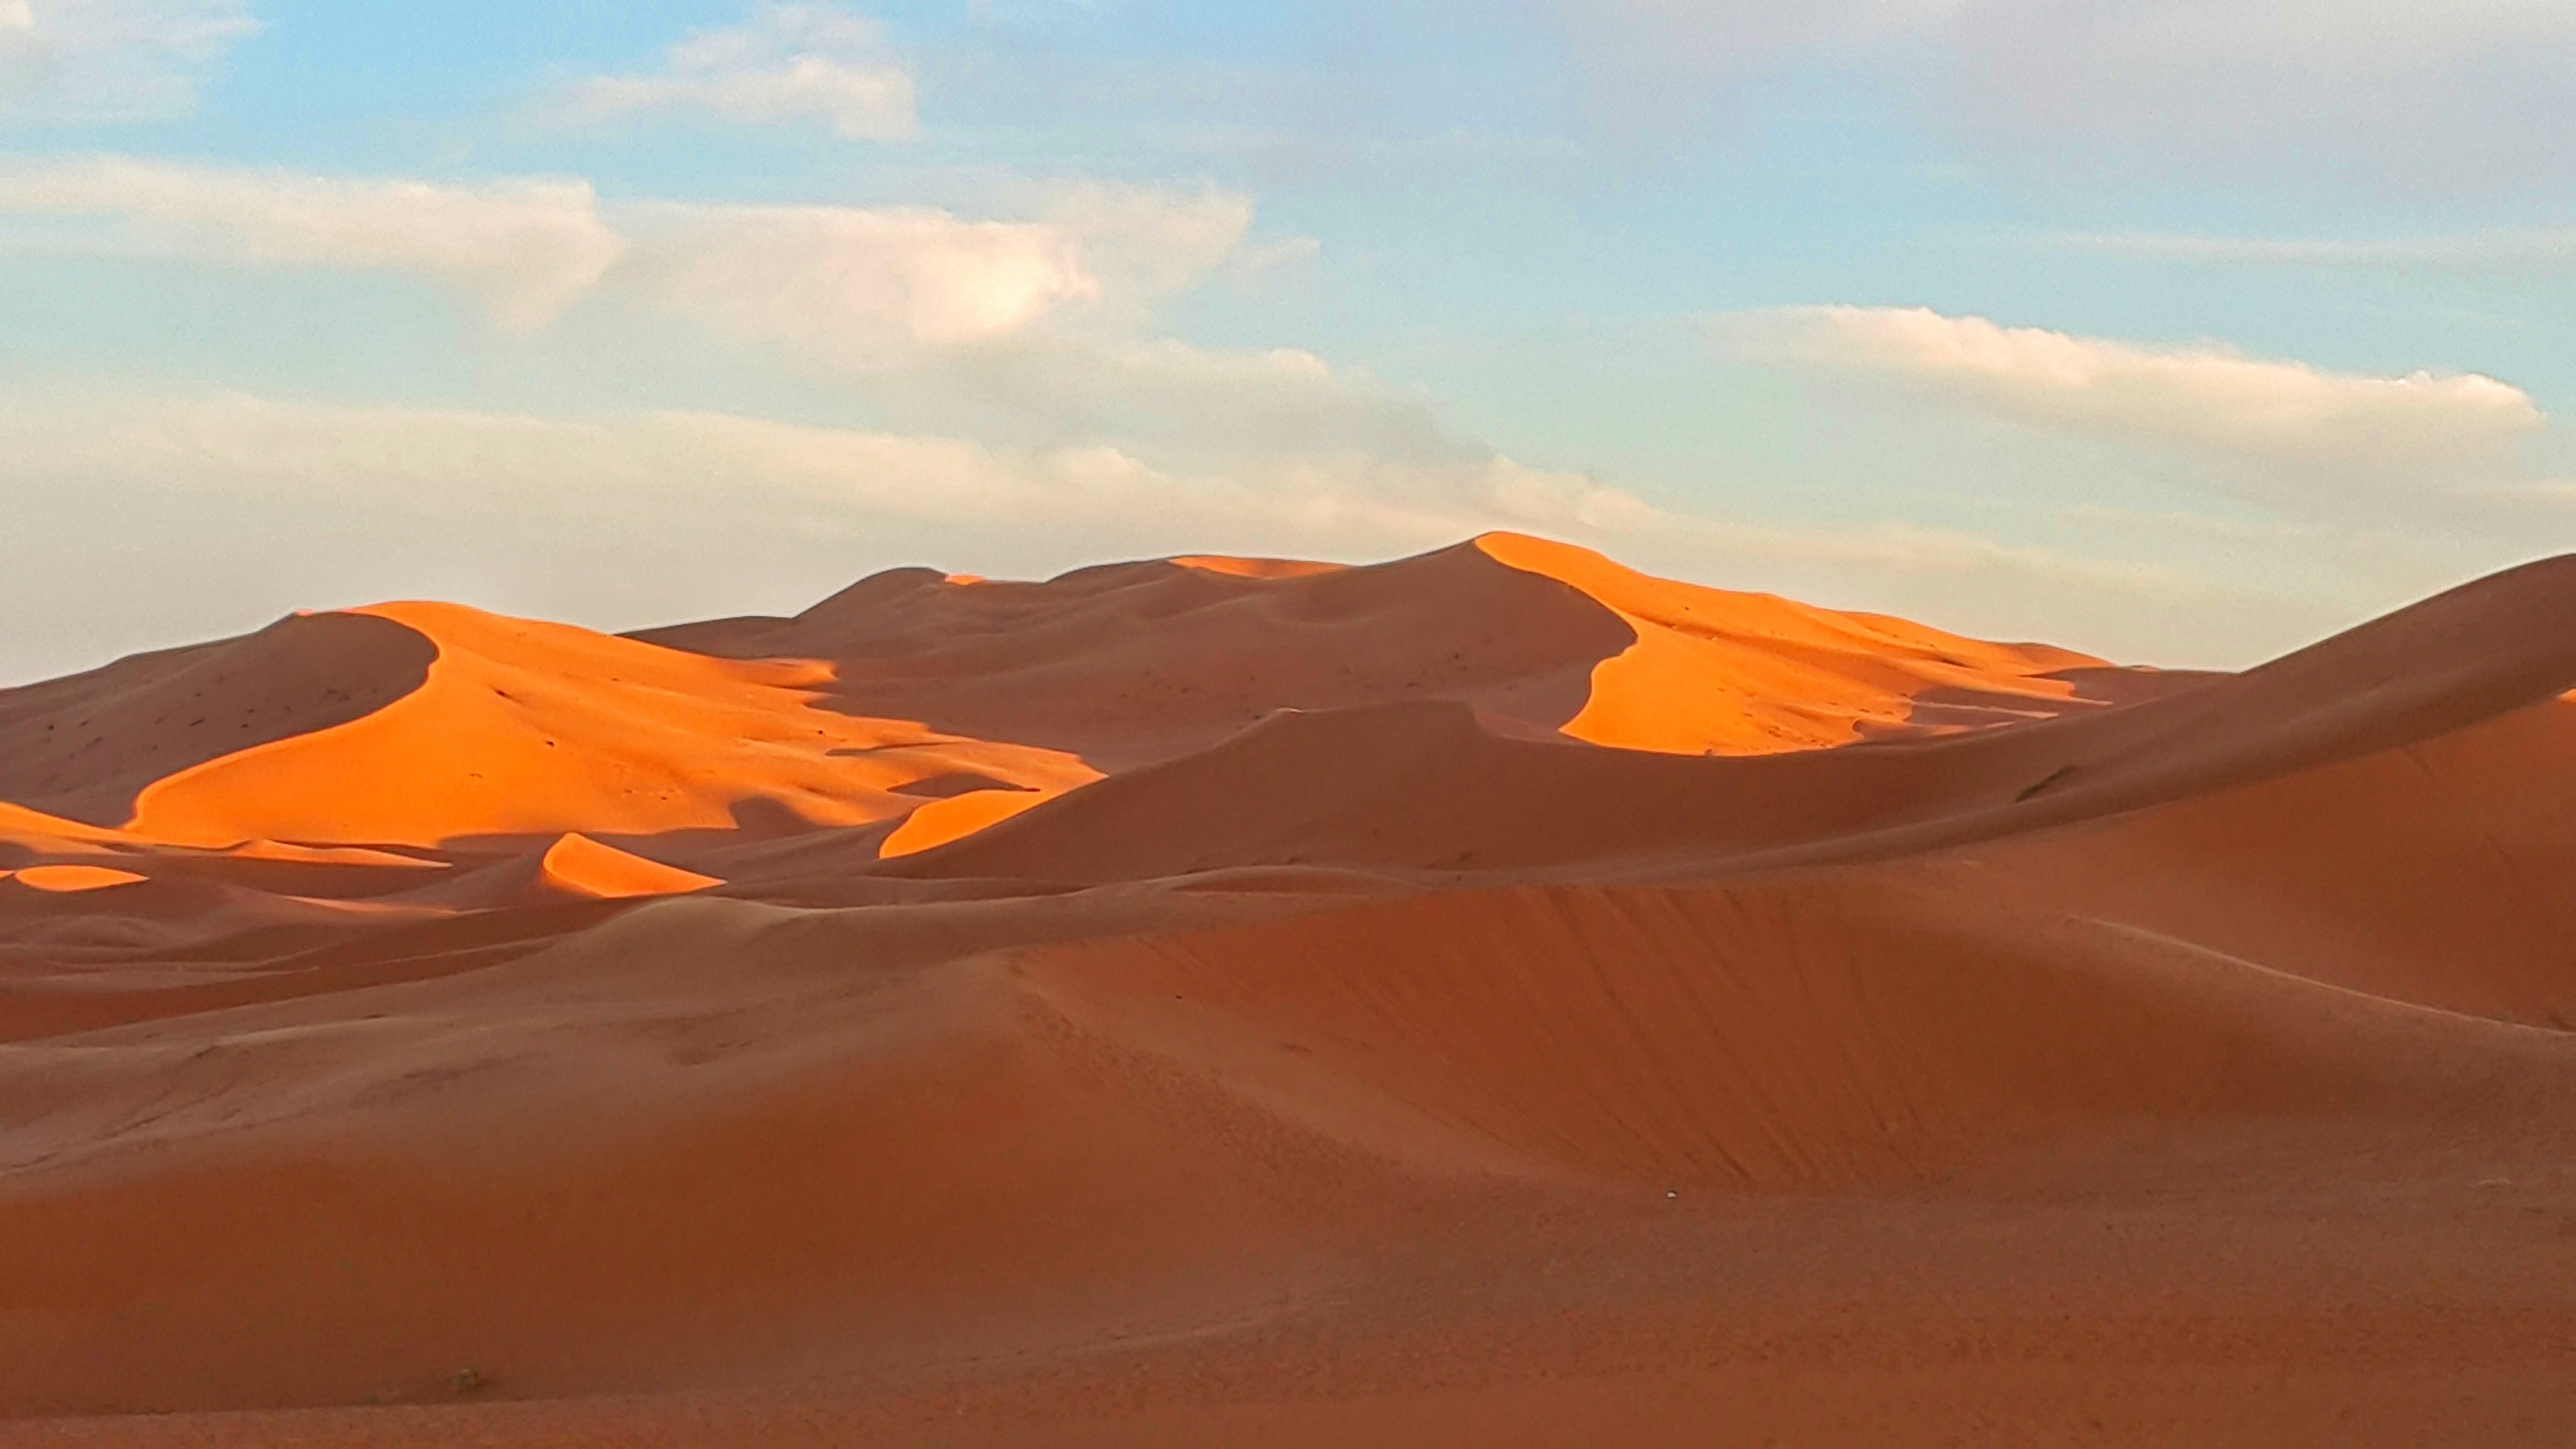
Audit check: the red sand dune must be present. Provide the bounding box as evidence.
[2,533,2573,1448]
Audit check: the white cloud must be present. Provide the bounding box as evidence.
[0,155,1399,479]
[1038,181,1258,309]
[0,158,1275,349]
[0,155,624,330]
[1718,305,2544,473]
[0,0,258,122]
[567,2,915,141]
[586,186,1407,474]
[611,200,1096,351]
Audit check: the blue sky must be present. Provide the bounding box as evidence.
[3,0,2572,679]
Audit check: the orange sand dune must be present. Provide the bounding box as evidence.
[635,533,2116,770]
[1474,532,2100,752]
[122,601,1097,849]
[0,612,435,827]
[5,534,2576,1447]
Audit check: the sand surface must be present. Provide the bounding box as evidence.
[3,532,2571,1445]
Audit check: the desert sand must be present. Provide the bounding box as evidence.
[2,532,2571,1446]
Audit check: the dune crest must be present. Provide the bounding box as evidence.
[537,833,724,899]
[878,787,1059,858]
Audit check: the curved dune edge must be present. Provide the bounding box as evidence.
[878,787,1062,859]
[537,833,724,899]
[1472,531,2101,753]
[1170,554,1349,580]
[121,601,1096,849]
[0,611,438,830]
[223,839,448,869]
[9,864,150,893]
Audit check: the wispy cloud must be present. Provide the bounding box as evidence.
[0,155,624,330]
[564,2,914,141]
[1716,305,2543,472]
[0,0,258,122]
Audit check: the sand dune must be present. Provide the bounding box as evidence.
[0,612,435,829]
[3,534,2574,1446]
[633,533,2109,769]
[1473,531,2102,752]
[118,601,1096,849]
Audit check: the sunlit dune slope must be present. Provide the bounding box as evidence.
[635,532,2112,769]
[390,832,724,910]
[0,612,435,828]
[0,801,135,865]
[5,864,146,893]
[119,601,1095,849]
[1471,532,2102,752]
[537,833,724,899]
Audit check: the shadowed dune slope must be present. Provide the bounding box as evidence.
[1025,878,2576,1188]
[4,869,2570,1417]
[0,892,1377,1416]
[634,533,2110,768]
[1946,691,2576,1028]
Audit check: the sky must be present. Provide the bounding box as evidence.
[2,0,2572,681]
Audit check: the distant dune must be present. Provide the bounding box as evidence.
[2,533,2571,1447]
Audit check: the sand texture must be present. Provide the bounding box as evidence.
[3,532,2571,1446]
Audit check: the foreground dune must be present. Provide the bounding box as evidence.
[2,533,2572,1446]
